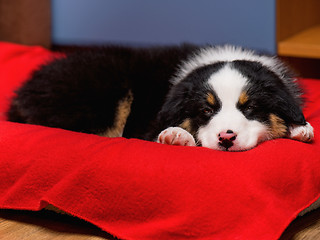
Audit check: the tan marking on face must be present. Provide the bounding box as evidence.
[269,114,287,138]
[99,90,133,138]
[207,93,215,106]
[239,91,249,105]
[179,118,193,134]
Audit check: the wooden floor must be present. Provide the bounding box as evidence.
[0,209,118,240]
[1,208,320,240]
[280,207,320,240]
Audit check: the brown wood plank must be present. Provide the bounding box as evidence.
[276,0,320,42]
[278,25,320,58]
[2,208,320,239]
[280,208,320,240]
[277,0,320,77]
[0,209,119,240]
[0,0,51,48]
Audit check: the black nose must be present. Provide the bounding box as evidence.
[218,130,237,150]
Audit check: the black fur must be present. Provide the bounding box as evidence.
[146,62,225,141]
[232,60,306,125]
[8,44,198,139]
[7,44,308,147]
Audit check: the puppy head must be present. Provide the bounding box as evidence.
[164,47,306,151]
[196,62,305,151]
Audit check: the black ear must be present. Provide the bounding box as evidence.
[144,83,191,141]
[157,82,192,125]
[273,90,306,125]
[280,103,306,125]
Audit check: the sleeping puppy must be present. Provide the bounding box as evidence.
[7,44,314,151]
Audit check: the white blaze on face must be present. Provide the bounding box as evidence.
[197,65,269,151]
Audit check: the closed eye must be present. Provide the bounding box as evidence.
[203,107,214,115]
[244,104,254,112]
[238,100,256,112]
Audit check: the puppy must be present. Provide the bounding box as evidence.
[7,45,314,151]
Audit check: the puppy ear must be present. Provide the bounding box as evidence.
[145,83,189,141]
[157,87,187,125]
[274,92,306,125]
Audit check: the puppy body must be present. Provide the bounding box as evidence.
[8,45,197,139]
[8,45,314,151]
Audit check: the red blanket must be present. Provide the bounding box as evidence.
[0,42,320,240]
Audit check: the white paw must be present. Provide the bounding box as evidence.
[157,127,196,146]
[288,122,314,142]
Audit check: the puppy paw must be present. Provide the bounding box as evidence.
[288,122,314,143]
[157,127,196,146]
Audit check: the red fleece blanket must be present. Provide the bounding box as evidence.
[0,42,320,240]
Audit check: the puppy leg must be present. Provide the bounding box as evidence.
[288,122,314,142]
[158,127,196,146]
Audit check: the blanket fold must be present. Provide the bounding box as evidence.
[0,41,320,240]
